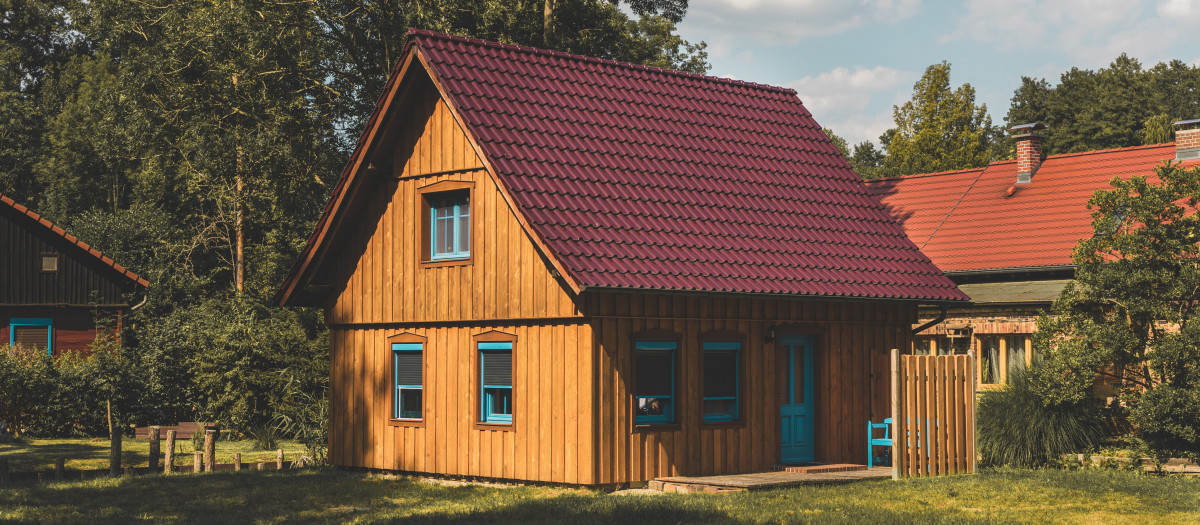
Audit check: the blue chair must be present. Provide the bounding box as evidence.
[867,418,892,467]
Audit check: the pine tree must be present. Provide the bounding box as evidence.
[881,61,996,176]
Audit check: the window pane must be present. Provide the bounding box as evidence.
[703,398,736,417]
[636,396,670,417]
[458,200,470,253]
[1006,336,1026,380]
[703,349,737,398]
[14,326,49,348]
[399,389,422,419]
[487,388,512,415]
[913,338,931,356]
[635,349,672,396]
[981,336,999,384]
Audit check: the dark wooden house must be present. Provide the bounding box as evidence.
[277,30,966,486]
[866,121,1200,391]
[1,193,149,356]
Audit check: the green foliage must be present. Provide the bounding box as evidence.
[271,371,329,464]
[1004,55,1200,155]
[0,347,56,437]
[1036,161,1200,460]
[977,368,1106,467]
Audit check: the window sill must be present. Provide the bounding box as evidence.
[474,422,515,432]
[388,419,426,428]
[420,257,472,269]
[633,423,680,433]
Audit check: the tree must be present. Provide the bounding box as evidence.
[1033,161,1200,460]
[881,61,996,176]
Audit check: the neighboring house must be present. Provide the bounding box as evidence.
[866,120,1200,390]
[276,30,966,486]
[1,193,149,356]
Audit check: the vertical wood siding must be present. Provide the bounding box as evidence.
[0,211,131,305]
[586,292,913,484]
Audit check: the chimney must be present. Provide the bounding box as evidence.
[1176,119,1200,161]
[1009,122,1046,184]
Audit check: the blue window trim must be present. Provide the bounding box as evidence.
[479,342,513,425]
[392,343,423,420]
[9,318,53,356]
[634,340,675,425]
[430,194,470,260]
[702,341,740,423]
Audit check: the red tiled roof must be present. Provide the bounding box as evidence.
[278,30,966,304]
[0,192,150,288]
[866,143,1191,273]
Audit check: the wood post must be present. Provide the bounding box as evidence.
[255,462,264,471]
[54,458,64,481]
[203,429,216,473]
[234,452,242,471]
[969,353,978,474]
[109,427,122,476]
[890,348,901,480]
[193,451,203,473]
[0,457,8,484]
[276,449,284,470]
[148,426,160,471]
[164,429,176,473]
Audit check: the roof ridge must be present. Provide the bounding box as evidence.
[1041,141,1174,161]
[0,192,150,289]
[406,29,798,97]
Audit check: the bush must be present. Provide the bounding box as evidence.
[977,367,1106,467]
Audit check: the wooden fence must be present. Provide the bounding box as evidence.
[890,349,976,478]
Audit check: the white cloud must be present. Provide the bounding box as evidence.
[680,0,921,53]
[787,66,916,145]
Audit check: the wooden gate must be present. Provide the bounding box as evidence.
[889,350,976,477]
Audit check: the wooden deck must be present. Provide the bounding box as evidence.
[649,466,892,493]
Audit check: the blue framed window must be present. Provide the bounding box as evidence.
[702,341,740,422]
[9,318,53,356]
[430,192,470,260]
[479,342,512,424]
[392,343,423,420]
[634,340,675,425]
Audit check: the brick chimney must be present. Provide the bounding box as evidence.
[1009,122,1046,184]
[1176,119,1200,161]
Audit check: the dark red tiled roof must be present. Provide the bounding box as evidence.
[278,31,966,304]
[1,192,150,288]
[414,31,962,301]
[866,143,1192,273]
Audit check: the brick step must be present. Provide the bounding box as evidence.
[772,463,866,474]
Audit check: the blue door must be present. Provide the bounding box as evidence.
[779,335,814,463]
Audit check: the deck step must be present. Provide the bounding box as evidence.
[772,463,866,474]
[646,480,746,493]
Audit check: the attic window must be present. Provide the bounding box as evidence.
[418,180,474,265]
[41,253,58,272]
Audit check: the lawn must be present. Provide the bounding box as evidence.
[0,467,1197,524]
[0,437,308,472]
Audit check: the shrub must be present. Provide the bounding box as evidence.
[977,367,1106,467]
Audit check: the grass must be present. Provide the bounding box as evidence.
[0,467,1197,524]
[0,437,308,472]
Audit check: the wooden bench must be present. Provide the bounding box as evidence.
[134,422,213,440]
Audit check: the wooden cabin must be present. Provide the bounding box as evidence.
[866,121,1200,391]
[1,193,149,356]
[277,30,966,486]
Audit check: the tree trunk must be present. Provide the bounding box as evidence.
[543,0,555,47]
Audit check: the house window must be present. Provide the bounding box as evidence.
[702,341,740,422]
[1005,335,1029,383]
[980,336,1000,384]
[429,191,470,260]
[41,254,58,272]
[479,342,512,424]
[9,318,53,356]
[634,340,675,425]
[392,343,423,420]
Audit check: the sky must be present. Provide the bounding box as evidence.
[674,0,1200,148]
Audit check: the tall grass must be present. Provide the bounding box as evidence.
[977,368,1106,467]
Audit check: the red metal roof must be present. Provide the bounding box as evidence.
[0,192,150,288]
[866,143,1192,273]
[278,31,966,303]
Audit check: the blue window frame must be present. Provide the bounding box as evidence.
[702,341,740,422]
[430,192,470,260]
[479,342,512,424]
[392,343,423,420]
[9,318,53,356]
[634,340,675,425]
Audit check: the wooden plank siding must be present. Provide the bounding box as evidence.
[586,292,913,484]
[0,211,132,306]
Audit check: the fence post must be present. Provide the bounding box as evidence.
[109,428,122,476]
[164,429,176,473]
[0,457,8,484]
[276,449,284,470]
[203,429,216,472]
[193,451,203,473]
[968,353,977,474]
[148,426,160,471]
[234,452,242,471]
[54,458,64,481]
[890,348,901,480]
[255,462,264,471]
